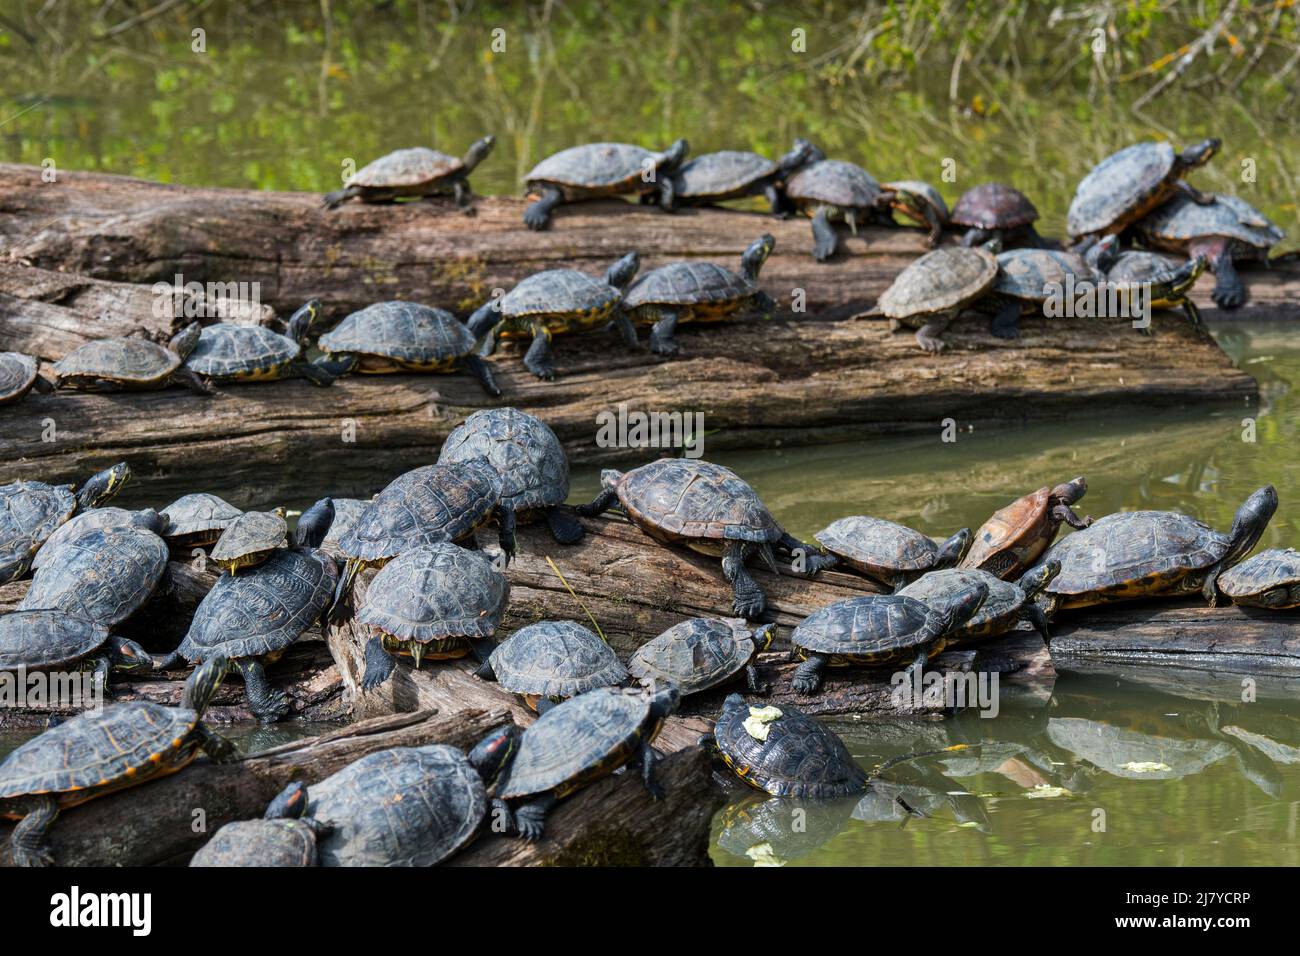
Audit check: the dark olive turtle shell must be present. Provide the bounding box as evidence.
[0,352,39,404]
[184,324,300,380]
[1067,142,1177,237]
[161,492,242,544]
[627,617,757,694]
[53,337,179,385]
[438,407,569,512]
[19,524,167,627]
[358,543,508,643]
[614,458,782,544]
[815,516,941,577]
[190,818,318,867]
[525,142,662,190]
[897,568,1023,641]
[210,510,288,567]
[622,261,755,309]
[0,479,78,581]
[784,160,883,210]
[1139,193,1284,250]
[31,507,155,570]
[488,620,626,699]
[994,249,1096,302]
[497,269,620,320]
[347,147,463,189]
[1104,250,1183,286]
[0,609,110,670]
[318,302,476,363]
[950,183,1038,230]
[877,245,998,319]
[1218,548,1300,607]
[791,594,936,659]
[674,150,776,199]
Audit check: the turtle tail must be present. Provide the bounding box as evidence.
[322,186,360,210]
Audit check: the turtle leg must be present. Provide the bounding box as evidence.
[722,540,766,619]
[321,185,362,209]
[1181,297,1212,339]
[648,307,681,356]
[904,647,929,688]
[514,792,558,842]
[914,317,950,353]
[239,658,290,724]
[810,208,839,262]
[10,795,58,867]
[453,178,472,207]
[467,635,498,665]
[522,326,557,381]
[360,634,397,690]
[153,649,187,671]
[1174,179,1216,205]
[545,505,585,544]
[1049,502,1092,530]
[745,662,771,696]
[778,532,836,575]
[989,300,1021,340]
[477,320,502,358]
[656,175,677,213]
[523,186,564,231]
[1021,602,1051,644]
[763,183,791,218]
[288,360,337,387]
[90,654,111,691]
[462,354,502,397]
[638,740,665,800]
[495,503,517,564]
[33,373,56,394]
[1210,250,1246,309]
[193,722,237,763]
[170,366,217,396]
[535,697,559,715]
[327,562,359,626]
[611,308,641,351]
[576,487,619,518]
[790,653,828,695]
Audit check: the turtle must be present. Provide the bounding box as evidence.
[788,580,989,694]
[322,135,496,209]
[961,476,1091,579]
[0,655,233,867]
[0,462,130,584]
[355,542,509,691]
[305,725,519,865]
[1217,548,1300,609]
[1088,236,1209,332]
[30,506,161,571]
[1137,192,1286,308]
[437,407,580,544]
[183,301,339,386]
[465,252,642,381]
[896,561,1060,647]
[156,498,338,724]
[881,180,950,247]
[477,620,627,712]
[316,300,500,396]
[980,247,1102,340]
[190,781,326,867]
[1033,484,1278,614]
[522,139,689,230]
[496,684,679,841]
[1066,139,1220,245]
[949,183,1042,248]
[159,492,243,548]
[814,516,972,590]
[319,497,369,559]
[621,233,777,356]
[867,243,1000,352]
[0,609,151,686]
[628,617,776,696]
[209,507,288,573]
[664,139,815,212]
[576,458,835,619]
[783,158,894,261]
[0,352,52,405]
[329,460,515,622]
[52,322,213,395]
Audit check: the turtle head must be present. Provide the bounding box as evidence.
[133,508,166,535]
[469,723,521,786]
[1084,235,1121,273]
[265,781,309,820]
[1222,485,1279,569]
[661,138,689,172]
[1178,255,1210,289]
[777,139,818,176]
[462,135,496,172]
[1050,476,1088,507]
[741,234,775,283]
[181,654,230,714]
[1179,138,1220,169]
[646,682,682,721]
[604,251,641,291]
[295,497,335,549]
[599,469,624,493]
[1017,560,1061,600]
[286,300,328,345]
[76,462,131,511]
[752,623,777,653]
[935,528,972,569]
[108,635,153,674]
[169,321,203,361]
[721,692,747,719]
[934,581,989,633]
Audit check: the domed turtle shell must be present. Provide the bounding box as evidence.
[950,183,1038,230]
[160,492,242,546]
[1138,193,1284,251]
[961,485,1061,576]
[994,248,1096,302]
[1105,250,1183,285]
[210,509,288,569]
[1218,548,1300,608]
[0,610,111,670]
[346,147,465,189]
[613,458,783,544]
[883,180,950,221]
[0,352,40,404]
[438,408,568,512]
[358,543,508,642]
[1067,142,1178,238]
[712,693,869,798]
[674,150,777,199]
[784,160,884,210]
[53,337,179,386]
[815,516,946,580]
[184,324,300,379]
[318,301,476,365]
[31,507,158,570]
[877,245,999,319]
[791,594,937,660]
[622,261,755,309]
[897,567,1026,642]
[497,269,620,320]
[19,524,167,627]
[307,744,488,866]
[488,620,626,699]
[525,142,664,190]
[628,617,767,695]
[177,546,338,662]
[190,818,319,867]
[0,479,78,581]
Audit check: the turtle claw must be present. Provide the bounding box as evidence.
[733,592,766,620]
[790,674,820,695]
[13,845,53,868]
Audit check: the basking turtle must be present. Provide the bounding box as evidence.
[316,301,500,396]
[1089,237,1209,331]
[961,477,1091,579]
[0,352,52,405]
[868,243,1000,352]
[1067,139,1220,244]
[522,139,689,230]
[356,542,509,690]
[621,233,776,355]
[0,462,130,584]
[52,323,213,395]
[438,407,580,543]
[184,301,338,386]
[981,247,1100,339]
[896,562,1060,646]
[323,135,495,209]
[190,781,325,867]
[160,492,243,548]
[209,508,288,573]
[320,497,368,559]
[949,183,1041,248]
[1034,485,1277,613]
[1218,548,1300,609]
[157,499,337,723]
[666,139,815,211]
[628,618,775,696]
[0,656,233,866]
[577,458,834,619]
[783,158,892,261]
[1137,192,1285,308]
[496,684,679,841]
[814,516,971,590]
[788,581,989,694]
[477,620,627,712]
[0,609,150,685]
[881,180,950,248]
[466,253,642,381]
[31,506,161,571]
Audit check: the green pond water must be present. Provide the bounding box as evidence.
[3,3,1300,866]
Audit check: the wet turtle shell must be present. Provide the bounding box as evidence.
[815,516,959,586]
[1218,548,1300,609]
[1067,142,1180,238]
[876,245,999,320]
[525,142,670,193]
[897,567,1030,645]
[160,492,243,547]
[673,150,777,200]
[190,818,319,867]
[184,324,301,381]
[346,148,466,190]
[318,302,477,370]
[358,543,508,644]
[628,617,768,695]
[994,248,1097,303]
[31,507,159,571]
[488,620,626,701]
[622,260,758,311]
[1138,193,1284,255]
[784,160,885,212]
[0,352,40,405]
[438,408,568,513]
[18,524,168,627]
[712,693,869,798]
[210,509,288,572]
[0,610,112,671]
[792,594,942,665]
[53,337,180,388]
[612,458,782,544]
[0,479,78,582]
[950,183,1038,230]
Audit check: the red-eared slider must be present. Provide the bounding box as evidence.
[477,620,627,712]
[1137,192,1285,308]
[190,781,324,867]
[437,407,579,543]
[1034,485,1277,613]
[30,506,160,571]
[1089,238,1209,331]
[628,618,775,696]
[897,562,1060,646]
[982,248,1100,339]
[323,135,495,209]
[52,323,213,395]
[950,183,1041,248]
[1067,139,1220,244]
[0,462,129,584]
[184,301,338,386]
[961,477,1091,579]
[356,542,509,690]
[869,243,1000,353]
[783,158,892,262]
[814,516,971,590]
[881,180,949,247]
[622,234,776,356]
[0,352,52,405]
[209,508,288,573]
[789,581,988,695]
[523,139,689,230]
[160,492,243,548]
[0,609,150,685]
[466,253,642,381]
[1218,548,1300,609]
[496,685,679,841]
[666,139,815,211]
[577,458,834,619]
[317,301,499,396]
[157,499,337,723]
[0,656,232,866]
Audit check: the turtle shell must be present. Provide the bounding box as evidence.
[622,261,754,309]
[177,546,338,661]
[488,620,626,699]
[877,245,999,319]
[1105,250,1183,285]
[712,694,868,798]
[308,744,487,866]
[497,687,654,799]
[18,524,167,627]
[318,302,475,364]
[320,497,368,558]
[674,151,776,199]
[0,480,78,581]
[358,543,508,642]
[210,510,288,567]
[184,324,300,380]
[53,337,178,386]
[497,269,619,320]
[0,610,110,670]
[994,249,1096,302]
[161,492,242,545]
[1067,142,1177,238]
[792,594,936,661]
[1218,548,1300,607]
[190,819,318,867]
[815,516,940,580]
[31,507,156,570]
[784,160,884,210]
[0,352,39,404]
[1139,193,1284,251]
[897,568,1022,642]
[950,183,1038,230]
[438,408,569,513]
[627,617,757,694]
[961,487,1053,575]
[525,142,660,190]
[614,458,782,544]
[347,148,463,189]
[883,180,950,222]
